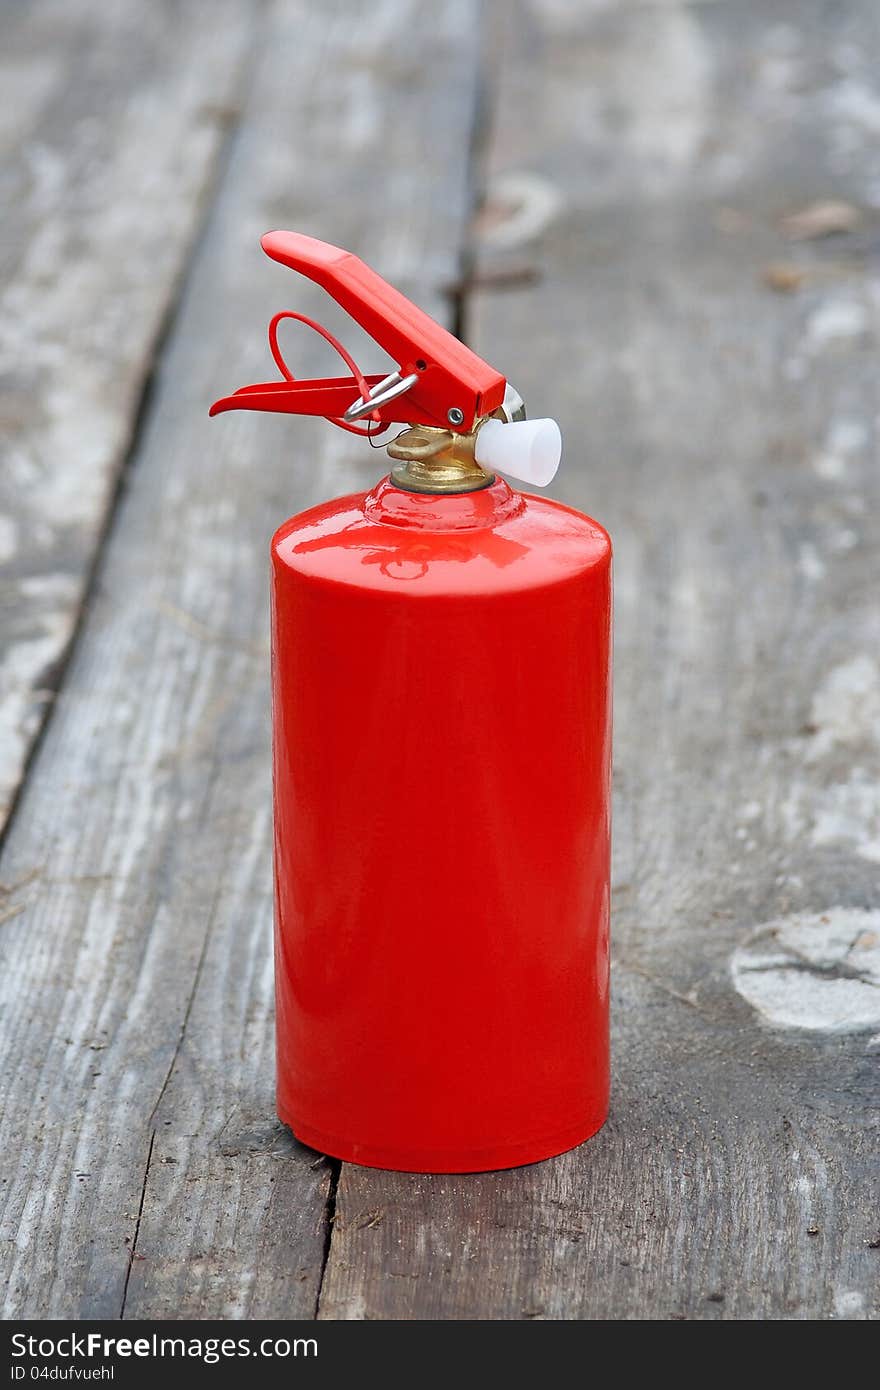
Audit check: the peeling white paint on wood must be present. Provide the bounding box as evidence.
[776,657,880,863]
[834,1289,867,1319]
[798,542,826,582]
[811,771,880,863]
[478,172,564,249]
[813,415,868,479]
[806,655,880,761]
[805,297,870,349]
[731,908,880,1032]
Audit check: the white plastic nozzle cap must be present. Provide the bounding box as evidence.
[474,417,562,487]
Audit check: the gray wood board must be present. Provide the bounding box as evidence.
[0,0,484,1318]
[0,0,257,835]
[318,0,880,1320]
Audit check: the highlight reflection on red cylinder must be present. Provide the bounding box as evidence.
[271,475,611,1173]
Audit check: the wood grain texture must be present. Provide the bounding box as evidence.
[0,0,255,834]
[318,0,880,1320]
[0,0,484,1320]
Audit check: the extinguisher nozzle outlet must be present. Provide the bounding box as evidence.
[474,417,562,488]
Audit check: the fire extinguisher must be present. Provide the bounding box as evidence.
[211,232,611,1173]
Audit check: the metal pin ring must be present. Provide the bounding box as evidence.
[343,371,419,423]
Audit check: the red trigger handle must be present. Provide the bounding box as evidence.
[209,232,507,432]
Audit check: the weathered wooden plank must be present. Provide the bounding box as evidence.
[0,0,256,835]
[319,0,880,1319]
[0,0,484,1320]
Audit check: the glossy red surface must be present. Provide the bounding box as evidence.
[271,475,612,1172]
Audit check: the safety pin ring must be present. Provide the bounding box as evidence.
[343,371,419,422]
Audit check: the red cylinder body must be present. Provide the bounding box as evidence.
[271,474,611,1172]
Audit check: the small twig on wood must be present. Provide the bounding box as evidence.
[616,959,709,1015]
[358,1208,384,1230]
[0,867,41,897]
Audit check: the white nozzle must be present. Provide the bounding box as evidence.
[474,417,562,487]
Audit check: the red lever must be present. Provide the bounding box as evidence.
[209,232,506,433]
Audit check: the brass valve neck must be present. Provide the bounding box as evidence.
[386,424,493,494]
